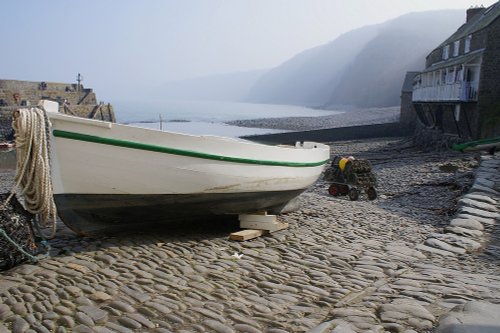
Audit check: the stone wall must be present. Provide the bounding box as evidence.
[0,103,115,141]
[0,79,115,141]
[400,92,417,128]
[0,79,96,107]
[399,72,418,129]
[478,18,500,138]
[61,103,115,122]
[0,109,14,140]
[0,80,75,91]
[242,122,413,145]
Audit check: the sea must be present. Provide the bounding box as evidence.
[112,100,340,137]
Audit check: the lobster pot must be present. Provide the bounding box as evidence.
[0,193,38,270]
[346,160,373,174]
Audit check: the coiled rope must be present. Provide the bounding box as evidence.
[2,106,57,239]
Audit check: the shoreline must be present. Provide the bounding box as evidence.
[226,106,400,131]
[116,102,398,135]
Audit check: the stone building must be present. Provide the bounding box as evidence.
[0,78,115,141]
[410,2,500,141]
[400,72,419,128]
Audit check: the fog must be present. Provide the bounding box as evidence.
[0,0,495,101]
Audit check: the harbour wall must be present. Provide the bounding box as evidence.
[242,122,413,145]
[0,79,96,106]
[0,79,115,141]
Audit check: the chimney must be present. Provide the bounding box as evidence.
[467,6,485,22]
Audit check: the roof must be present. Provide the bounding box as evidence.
[401,72,419,92]
[422,49,484,73]
[438,2,500,48]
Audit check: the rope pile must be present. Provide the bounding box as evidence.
[3,106,57,239]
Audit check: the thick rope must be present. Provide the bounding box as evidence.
[2,106,57,239]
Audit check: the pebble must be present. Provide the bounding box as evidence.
[436,301,500,333]
[73,325,94,333]
[117,317,142,330]
[203,319,235,333]
[93,327,116,333]
[57,316,75,328]
[445,226,483,238]
[428,233,482,252]
[108,301,136,313]
[458,198,498,212]
[463,193,497,205]
[449,218,484,231]
[77,306,108,324]
[415,244,456,257]
[54,306,73,316]
[470,183,499,196]
[425,238,467,255]
[1,140,499,333]
[90,291,112,302]
[12,317,30,333]
[127,313,156,329]
[456,213,496,226]
[74,312,95,327]
[11,303,27,316]
[459,206,499,219]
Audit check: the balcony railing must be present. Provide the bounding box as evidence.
[412,81,478,102]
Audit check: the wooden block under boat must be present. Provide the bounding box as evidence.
[229,222,288,241]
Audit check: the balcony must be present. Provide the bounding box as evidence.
[412,81,478,102]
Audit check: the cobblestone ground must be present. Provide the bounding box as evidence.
[1,138,499,333]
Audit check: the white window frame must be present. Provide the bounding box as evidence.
[443,45,450,60]
[453,40,460,56]
[465,35,472,53]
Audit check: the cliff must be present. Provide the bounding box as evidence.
[246,10,465,108]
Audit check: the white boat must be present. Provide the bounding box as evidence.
[40,101,330,235]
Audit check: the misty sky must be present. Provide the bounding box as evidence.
[1,0,496,100]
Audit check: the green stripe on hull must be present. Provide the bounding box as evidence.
[52,129,328,167]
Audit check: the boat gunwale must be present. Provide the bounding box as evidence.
[52,129,329,167]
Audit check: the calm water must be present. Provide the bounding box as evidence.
[113,100,339,137]
[127,121,286,137]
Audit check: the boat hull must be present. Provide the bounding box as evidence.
[40,101,330,235]
[54,189,304,235]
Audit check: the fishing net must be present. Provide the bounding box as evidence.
[0,192,46,271]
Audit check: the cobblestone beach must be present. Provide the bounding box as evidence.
[226,107,400,131]
[1,137,499,333]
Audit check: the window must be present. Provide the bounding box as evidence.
[447,68,455,84]
[456,66,463,82]
[442,45,450,60]
[453,40,460,56]
[465,35,472,53]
